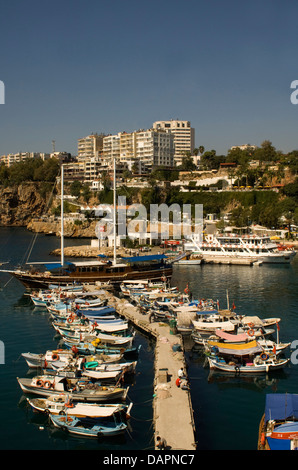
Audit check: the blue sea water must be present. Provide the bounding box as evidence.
[0,227,297,451]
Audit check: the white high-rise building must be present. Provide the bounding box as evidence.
[103,129,174,170]
[152,119,195,165]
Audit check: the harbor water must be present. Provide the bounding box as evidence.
[0,227,297,450]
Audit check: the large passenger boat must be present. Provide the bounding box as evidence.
[5,254,172,289]
[184,233,296,264]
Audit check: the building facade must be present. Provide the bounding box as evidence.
[103,129,174,170]
[0,152,50,167]
[152,119,195,165]
[77,133,105,161]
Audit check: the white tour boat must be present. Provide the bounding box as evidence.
[184,233,296,264]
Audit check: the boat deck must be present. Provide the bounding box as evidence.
[88,287,197,451]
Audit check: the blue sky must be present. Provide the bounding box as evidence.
[0,0,297,156]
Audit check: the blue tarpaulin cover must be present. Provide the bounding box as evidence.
[265,394,298,422]
[121,254,167,263]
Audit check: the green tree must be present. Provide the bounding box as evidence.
[70,180,82,198]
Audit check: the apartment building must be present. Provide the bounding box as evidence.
[230,144,257,151]
[77,133,105,161]
[103,129,174,170]
[152,119,195,165]
[0,152,50,167]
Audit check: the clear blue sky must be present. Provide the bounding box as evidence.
[0,0,297,156]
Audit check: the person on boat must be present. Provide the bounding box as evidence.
[156,436,167,450]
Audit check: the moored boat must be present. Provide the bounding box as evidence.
[207,348,289,374]
[258,394,298,450]
[27,394,133,418]
[17,374,129,402]
[49,413,128,437]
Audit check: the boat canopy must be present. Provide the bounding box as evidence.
[241,316,264,326]
[43,262,73,271]
[121,254,167,263]
[264,394,298,423]
[192,320,235,332]
[208,340,262,356]
[215,330,249,342]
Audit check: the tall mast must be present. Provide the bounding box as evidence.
[61,164,64,267]
[113,156,117,265]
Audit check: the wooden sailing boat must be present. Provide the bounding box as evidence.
[2,160,172,288]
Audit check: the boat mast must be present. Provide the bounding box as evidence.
[113,156,117,266]
[226,289,230,310]
[61,164,64,267]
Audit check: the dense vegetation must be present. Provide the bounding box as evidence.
[0,158,60,185]
[0,144,297,231]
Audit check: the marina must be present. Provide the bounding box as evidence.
[1,0,298,457]
[0,227,297,451]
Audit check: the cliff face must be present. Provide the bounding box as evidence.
[27,219,97,238]
[0,183,47,226]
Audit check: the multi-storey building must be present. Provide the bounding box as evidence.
[152,119,195,165]
[103,133,121,164]
[103,129,174,170]
[77,133,105,161]
[0,152,50,167]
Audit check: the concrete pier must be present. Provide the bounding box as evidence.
[95,289,197,451]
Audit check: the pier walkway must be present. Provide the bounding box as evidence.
[94,289,197,451]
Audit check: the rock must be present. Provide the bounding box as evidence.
[0,183,47,226]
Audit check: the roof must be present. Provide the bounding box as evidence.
[208,340,262,356]
[44,261,73,270]
[121,254,167,263]
[265,394,298,423]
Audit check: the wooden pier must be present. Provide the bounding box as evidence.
[93,289,197,451]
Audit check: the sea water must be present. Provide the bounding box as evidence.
[0,227,297,450]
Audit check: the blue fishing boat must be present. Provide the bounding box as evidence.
[258,394,298,450]
[49,413,128,437]
[65,341,141,359]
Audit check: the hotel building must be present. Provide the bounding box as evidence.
[152,120,195,165]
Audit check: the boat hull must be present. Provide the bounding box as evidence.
[207,357,289,374]
[10,266,173,289]
[50,414,127,437]
[17,377,128,402]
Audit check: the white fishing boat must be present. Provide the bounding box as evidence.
[17,374,129,402]
[206,339,289,374]
[207,354,289,374]
[22,349,122,369]
[27,394,133,418]
[22,349,76,369]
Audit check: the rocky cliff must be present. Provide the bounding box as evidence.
[0,183,48,226]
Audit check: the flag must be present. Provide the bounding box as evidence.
[276,322,280,331]
[232,302,236,310]
[273,345,276,354]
